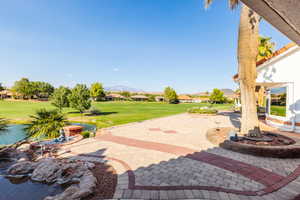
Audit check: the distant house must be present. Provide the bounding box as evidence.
[178,95,193,103]
[155,96,165,102]
[233,43,300,133]
[0,90,20,99]
[131,95,149,101]
[105,93,125,101]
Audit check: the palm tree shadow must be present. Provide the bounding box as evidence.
[85,112,118,116]
[218,111,241,129]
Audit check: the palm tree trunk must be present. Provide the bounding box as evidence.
[238,4,261,137]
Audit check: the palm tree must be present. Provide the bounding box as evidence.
[26,109,68,139]
[0,117,8,131]
[205,0,262,137]
[257,36,275,61]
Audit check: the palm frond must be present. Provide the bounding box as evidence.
[26,109,67,139]
[229,0,239,10]
[204,0,213,9]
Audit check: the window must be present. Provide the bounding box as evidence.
[270,87,287,117]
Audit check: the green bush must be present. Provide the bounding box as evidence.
[187,107,218,114]
[81,131,90,138]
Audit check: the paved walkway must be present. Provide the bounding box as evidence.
[58,113,300,200]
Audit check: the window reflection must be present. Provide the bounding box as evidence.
[270,87,287,117]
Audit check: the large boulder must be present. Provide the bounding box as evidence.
[31,158,61,183]
[7,161,37,175]
[44,172,97,200]
[44,185,80,200]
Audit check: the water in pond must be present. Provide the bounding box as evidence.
[0,161,64,200]
[0,123,96,145]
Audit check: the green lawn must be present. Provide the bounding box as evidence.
[0,100,233,128]
[270,105,286,117]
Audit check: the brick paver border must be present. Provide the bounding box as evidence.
[95,134,300,196]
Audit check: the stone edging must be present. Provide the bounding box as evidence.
[220,139,300,158]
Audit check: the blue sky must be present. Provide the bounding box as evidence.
[0,0,290,93]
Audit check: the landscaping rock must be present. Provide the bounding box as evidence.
[84,162,95,170]
[6,156,98,200]
[44,171,97,200]
[7,161,37,175]
[44,185,80,200]
[31,158,61,183]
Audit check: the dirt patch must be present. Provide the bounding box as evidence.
[206,127,234,145]
[84,163,118,200]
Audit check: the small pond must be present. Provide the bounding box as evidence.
[0,160,64,200]
[0,123,96,145]
[0,123,96,200]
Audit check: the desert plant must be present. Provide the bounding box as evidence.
[26,109,68,138]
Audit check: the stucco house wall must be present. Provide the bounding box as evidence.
[256,45,300,132]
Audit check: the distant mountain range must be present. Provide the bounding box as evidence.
[104,85,144,93]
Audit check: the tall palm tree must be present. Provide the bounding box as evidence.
[205,0,262,137]
[26,109,68,139]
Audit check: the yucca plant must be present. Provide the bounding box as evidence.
[0,117,8,131]
[26,109,68,139]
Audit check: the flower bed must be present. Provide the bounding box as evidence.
[187,107,218,115]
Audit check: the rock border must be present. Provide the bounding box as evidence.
[220,137,300,158]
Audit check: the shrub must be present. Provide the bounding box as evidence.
[88,107,101,115]
[26,109,68,138]
[81,131,90,138]
[187,107,218,114]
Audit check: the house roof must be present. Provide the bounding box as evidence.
[178,95,193,100]
[131,95,148,99]
[106,93,125,98]
[233,43,297,81]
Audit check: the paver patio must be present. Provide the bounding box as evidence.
[58,113,300,199]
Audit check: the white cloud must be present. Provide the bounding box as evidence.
[113,68,119,72]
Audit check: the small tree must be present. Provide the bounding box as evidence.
[26,109,67,138]
[33,81,55,99]
[51,86,71,110]
[68,84,91,113]
[90,82,105,101]
[209,89,226,104]
[164,87,178,104]
[12,78,35,99]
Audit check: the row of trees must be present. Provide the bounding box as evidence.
[12,78,55,99]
